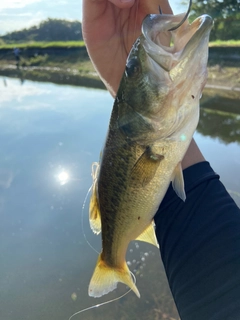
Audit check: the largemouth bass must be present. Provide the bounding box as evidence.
[88,11,213,298]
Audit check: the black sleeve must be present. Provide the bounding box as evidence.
[154,161,240,320]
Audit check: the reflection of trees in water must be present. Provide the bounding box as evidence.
[197,107,240,144]
[201,92,240,115]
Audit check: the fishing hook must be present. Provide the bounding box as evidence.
[168,0,192,31]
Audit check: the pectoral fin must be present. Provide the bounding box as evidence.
[172,162,186,201]
[130,146,164,188]
[135,221,159,248]
[89,162,101,234]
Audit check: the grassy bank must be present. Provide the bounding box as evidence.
[0,40,240,91]
[0,39,240,49]
[209,40,240,47]
[0,41,85,49]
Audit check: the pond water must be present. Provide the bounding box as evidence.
[0,76,240,320]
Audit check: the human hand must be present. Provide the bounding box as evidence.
[82,0,172,97]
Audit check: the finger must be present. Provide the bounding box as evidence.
[108,0,135,9]
[83,0,134,24]
[159,0,172,14]
[108,0,172,13]
[82,0,106,23]
[140,0,172,15]
[82,0,110,44]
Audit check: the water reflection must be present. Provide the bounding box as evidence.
[0,76,239,320]
[0,77,50,105]
[57,170,70,186]
[198,107,240,144]
[0,169,14,189]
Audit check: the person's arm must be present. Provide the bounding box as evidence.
[181,139,205,169]
[154,162,240,320]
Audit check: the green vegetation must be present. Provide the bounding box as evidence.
[188,0,240,41]
[1,2,239,45]
[0,39,239,50]
[16,52,95,72]
[209,40,240,47]
[0,8,239,91]
[0,41,85,49]
[20,54,49,67]
[0,19,83,43]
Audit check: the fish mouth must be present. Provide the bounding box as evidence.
[141,13,213,71]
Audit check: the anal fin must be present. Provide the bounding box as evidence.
[135,221,159,248]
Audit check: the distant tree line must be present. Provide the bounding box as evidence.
[189,0,240,40]
[1,1,240,43]
[0,19,83,43]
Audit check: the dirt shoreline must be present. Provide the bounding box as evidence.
[0,63,106,89]
[0,63,240,96]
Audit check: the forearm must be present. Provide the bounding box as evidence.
[181,139,205,170]
[155,162,240,320]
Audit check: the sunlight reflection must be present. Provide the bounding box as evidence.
[57,170,70,185]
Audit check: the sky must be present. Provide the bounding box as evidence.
[0,0,185,36]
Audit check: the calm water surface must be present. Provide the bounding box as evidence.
[0,76,239,320]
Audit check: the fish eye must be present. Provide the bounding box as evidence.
[125,59,141,77]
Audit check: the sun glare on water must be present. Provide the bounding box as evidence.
[57,170,70,185]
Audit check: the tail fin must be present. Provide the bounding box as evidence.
[88,254,140,298]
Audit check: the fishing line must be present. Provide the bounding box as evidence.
[168,0,192,31]
[68,272,137,320]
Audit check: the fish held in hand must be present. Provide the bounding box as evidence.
[88,12,213,298]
